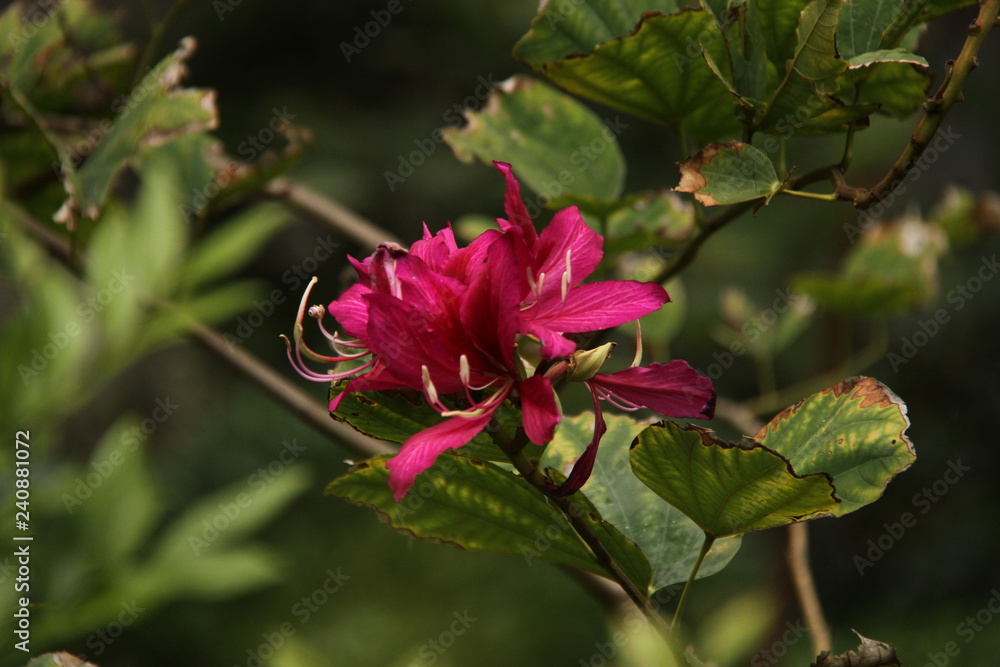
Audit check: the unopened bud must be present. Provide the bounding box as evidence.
[566,343,616,382]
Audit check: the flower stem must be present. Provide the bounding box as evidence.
[670,533,715,641]
[494,426,681,659]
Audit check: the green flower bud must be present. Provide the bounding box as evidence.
[566,342,616,382]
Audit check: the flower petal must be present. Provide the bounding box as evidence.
[534,205,603,295]
[546,384,607,497]
[493,161,538,246]
[327,282,372,340]
[591,360,716,419]
[460,233,522,369]
[533,280,669,332]
[518,374,560,445]
[386,409,496,501]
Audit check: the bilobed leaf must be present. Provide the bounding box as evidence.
[674,141,783,206]
[537,11,740,143]
[604,190,695,252]
[326,455,613,578]
[755,376,915,515]
[443,75,626,203]
[513,0,680,68]
[541,413,741,590]
[24,654,97,667]
[630,421,839,538]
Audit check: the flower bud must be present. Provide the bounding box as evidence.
[566,342,616,382]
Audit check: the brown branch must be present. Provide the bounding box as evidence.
[265,177,400,249]
[854,0,1000,209]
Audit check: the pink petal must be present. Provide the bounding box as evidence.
[460,234,522,369]
[518,374,560,445]
[411,224,459,271]
[591,361,716,419]
[327,282,372,340]
[386,408,496,501]
[523,320,579,360]
[493,162,538,246]
[533,280,669,332]
[534,206,603,294]
[546,384,607,497]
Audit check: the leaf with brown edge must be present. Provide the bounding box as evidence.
[674,141,783,207]
[630,420,840,538]
[756,376,915,516]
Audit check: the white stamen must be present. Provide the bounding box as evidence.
[385,258,401,299]
[561,270,569,302]
[459,354,471,386]
[564,248,572,289]
[631,320,643,367]
[421,365,440,406]
[535,271,546,296]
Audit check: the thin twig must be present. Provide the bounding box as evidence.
[789,522,832,655]
[853,0,1000,209]
[11,205,394,461]
[265,177,400,249]
[715,399,832,655]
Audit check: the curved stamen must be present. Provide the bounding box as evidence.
[594,386,643,412]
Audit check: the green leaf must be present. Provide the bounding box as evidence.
[756,0,813,68]
[754,376,915,515]
[630,421,839,538]
[794,215,947,314]
[181,203,288,290]
[58,37,218,222]
[847,48,928,69]
[856,62,932,118]
[79,419,163,571]
[331,388,510,462]
[674,141,783,206]
[443,75,626,203]
[513,0,680,69]
[837,0,905,59]
[326,455,613,578]
[540,413,741,590]
[755,0,852,133]
[536,11,740,143]
[604,191,695,252]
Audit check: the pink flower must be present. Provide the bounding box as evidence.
[286,162,713,501]
[493,162,670,359]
